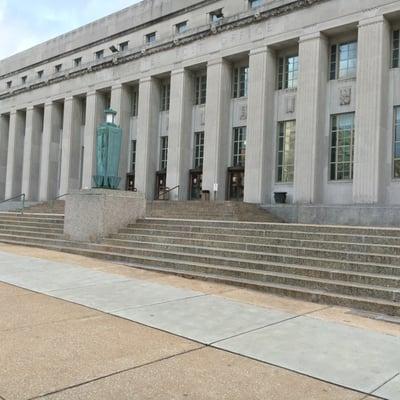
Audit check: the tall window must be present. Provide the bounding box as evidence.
[160,82,170,111]
[277,55,299,90]
[194,132,204,168]
[131,89,138,117]
[233,66,249,98]
[276,120,296,183]
[393,30,399,68]
[119,41,129,52]
[160,136,168,170]
[232,127,246,167]
[330,42,357,80]
[394,107,400,178]
[195,75,207,105]
[146,32,156,44]
[95,50,104,60]
[131,140,137,172]
[330,113,355,181]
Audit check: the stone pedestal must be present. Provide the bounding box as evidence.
[64,189,146,242]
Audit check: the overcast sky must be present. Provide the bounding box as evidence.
[0,0,141,60]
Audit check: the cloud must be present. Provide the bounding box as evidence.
[0,0,141,60]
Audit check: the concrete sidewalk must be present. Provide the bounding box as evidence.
[0,244,399,400]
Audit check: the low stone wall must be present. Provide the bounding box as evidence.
[64,189,146,242]
[263,204,400,227]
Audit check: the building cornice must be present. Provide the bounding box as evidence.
[0,0,327,101]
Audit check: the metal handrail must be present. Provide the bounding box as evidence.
[49,193,69,208]
[157,185,180,200]
[0,194,26,215]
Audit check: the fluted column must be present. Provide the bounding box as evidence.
[22,106,42,200]
[0,114,10,200]
[353,16,390,204]
[167,69,193,200]
[5,110,25,198]
[244,46,276,204]
[136,77,160,199]
[293,32,328,204]
[59,97,81,195]
[203,58,231,200]
[111,84,131,190]
[82,91,103,189]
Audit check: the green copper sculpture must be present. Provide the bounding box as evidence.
[93,108,122,189]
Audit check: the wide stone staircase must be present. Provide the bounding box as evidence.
[0,200,399,316]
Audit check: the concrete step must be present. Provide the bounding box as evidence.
[0,215,64,224]
[0,225,64,234]
[110,232,400,256]
[137,219,400,237]
[0,220,63,229]
[0,236,398,316]
[1,234,397,302]
[119,226,400,246]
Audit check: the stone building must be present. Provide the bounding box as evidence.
[0,0,399,222]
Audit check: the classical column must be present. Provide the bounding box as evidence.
[203,58,231,200]
[38,102,52,200]
[293,32,328,204]
[244,46,276,204]
[136,77,160,200]
[111,84,131,190]
[82,91,103,189]
[167,68,193,200]
[22,106,42,201]
[353,16,390,204]
[59,97,81,195]
[0,114,10,200]
[5,110,25,198]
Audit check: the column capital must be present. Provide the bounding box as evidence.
[64,96,74,103]
[207,57,229,68]
[44,100,54,108]
[171,68,186,76]
[26,105,35,112]
[86,90,97,97]
[139,77,153,85]
[299,31,327,44]
[111,83,123,91]
[249,46,273,57]
[358,14,386,29]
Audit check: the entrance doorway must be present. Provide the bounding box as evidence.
[155,171,167,199]
[126,173,136,191]
[227,167,244,201]
[189,168,203,200]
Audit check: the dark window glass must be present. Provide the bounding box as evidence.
[394,107,400,178]
[330,113,355,181]
[160,136,168,170]
[194,132,205,168]
[393,30,399,68]
[160,82,170,111]
[276,120,296,183]
[131,140,137,172]
[232,127,247,167]
[233,66,249,98]
[195,75,207,105]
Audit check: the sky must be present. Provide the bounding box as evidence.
[0,0,142,59]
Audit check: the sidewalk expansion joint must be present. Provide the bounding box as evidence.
[209,305,332,346]
[26,346,206,400]
[368,372,400,398]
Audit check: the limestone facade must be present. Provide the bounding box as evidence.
[1,0,400,206]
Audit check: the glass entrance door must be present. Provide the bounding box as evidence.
[155,171,167,200]
[126,173,135,191]
[227,167,245,201]
[189,169,203,200]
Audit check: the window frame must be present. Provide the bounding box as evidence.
[393,106,400,179]
[193,131,205,169]
[175,21,188,34]
[329,113,355,182]
[233,65,249,98]
[392,29,399,69]
[54,64,62,73]
[95,50,104,60]
[160,136,169,171]
[249,0,263,9]
[232,126,247,167]
[131,88,138,117]
[6,81,12,89]
[329,41,358,80]
[119,41,129,52]
[276,120,296,183]
[37,70,44,79]
[210,9,224,23]
[130,139,137,173]
[74,57,82,67]
[194,74,207,105]
[146,32,157,45]
[277,54,299,90]
[160,81,171,112]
